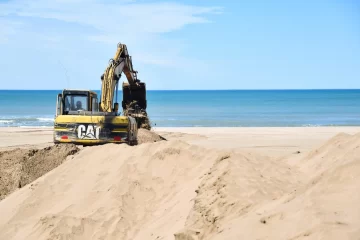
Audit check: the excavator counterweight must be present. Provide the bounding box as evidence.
[53,42,149,146]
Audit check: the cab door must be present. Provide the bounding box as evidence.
[92,96,99,112]
[55,94,63,116]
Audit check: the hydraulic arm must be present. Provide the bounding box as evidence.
[99,42,149,128]
[100,43,139,112]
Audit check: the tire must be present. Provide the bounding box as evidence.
[129,139,138,146]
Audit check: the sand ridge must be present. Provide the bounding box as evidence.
[202,132,360,240]
[0,144,80,200]
[137,128,167,144]
[0,130,359,239]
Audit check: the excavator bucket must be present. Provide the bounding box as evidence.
[122,81,147,110]
[122,81,150,129]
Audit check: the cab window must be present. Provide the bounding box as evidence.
[92,97,99,112]
[64,95,88,111]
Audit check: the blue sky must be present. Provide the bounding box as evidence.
[0,0,359,90]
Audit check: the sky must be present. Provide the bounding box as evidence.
[0,0,359,90]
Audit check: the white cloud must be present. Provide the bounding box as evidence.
[0,0,222,35]
[0,0,222,68]
[0,0,222,90]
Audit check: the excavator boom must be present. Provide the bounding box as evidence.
[100,43,139,112]
[100,43,149,129]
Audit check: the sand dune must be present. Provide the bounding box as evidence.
[206,132,360,240]
[0,130,359,239]
[0,144,79,200]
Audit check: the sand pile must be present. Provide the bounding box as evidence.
[174,150,303,240]
[137,128,166,144]
[0,129,162,201]
[0,140,219,239]
[0,144,79,200]
[0,133,359,240]
[204,132,360,240]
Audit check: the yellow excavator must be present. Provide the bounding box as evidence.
[53,42,149,146]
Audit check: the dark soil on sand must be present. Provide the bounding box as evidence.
[137,128,166,144]
[0,144,80,200]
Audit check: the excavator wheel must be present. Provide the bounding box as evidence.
[129,139,138,146]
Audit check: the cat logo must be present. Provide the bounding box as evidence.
[77,124,101,139]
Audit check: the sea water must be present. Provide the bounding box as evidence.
[0,90,359,127]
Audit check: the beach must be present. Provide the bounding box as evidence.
[1,126,360,239]
[1,0,359,238]
[1,126,360,156]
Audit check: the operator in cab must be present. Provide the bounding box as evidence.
[75,101,84,111]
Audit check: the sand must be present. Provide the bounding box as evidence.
[0,144,80,200]
[137,128,167,144]
[0,126,359,239]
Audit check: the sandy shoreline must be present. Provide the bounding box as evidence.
[0,126,360,239]
[1,126,360,157]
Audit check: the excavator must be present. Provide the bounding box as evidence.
[53,42,149,146]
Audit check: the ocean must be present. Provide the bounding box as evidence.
[0,90,359,128]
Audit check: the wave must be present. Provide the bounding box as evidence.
[0,120,14,123]
[0,116,54,127]
[36,118,54,122]
[301,123,337,127]
[18,126,53,128]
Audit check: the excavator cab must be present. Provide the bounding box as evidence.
[56,89,99,115]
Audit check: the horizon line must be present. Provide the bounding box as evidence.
[0,88,359,91]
